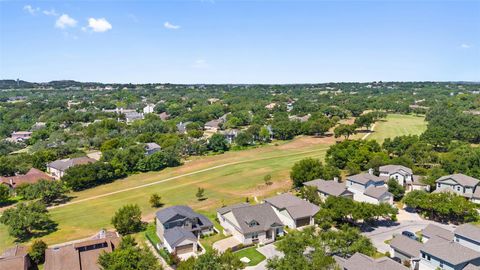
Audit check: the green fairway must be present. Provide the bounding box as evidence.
[365,114,427,143]
[0,114,426,251]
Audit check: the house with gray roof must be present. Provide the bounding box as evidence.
[124,111,144,123]
[379,165,430,192]
[334,252,409,270]
[176,121,191,134]
[145,142,161,155]
[217,203,284,245]
[204,114,228,131]
[421,224,453,243]
[47,157,97,180]
[454,224,480,253]
[419,236,480,270]
[155,206,213,259]
[389,235,423,269]
[435,174,480,201]
[264,193,319,229]
[303,178,354,201]
[346,169,393,205]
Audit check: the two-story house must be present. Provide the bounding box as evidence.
[303,178,354,201]
[155,206,213,259]
[379,164,430,192]
[346,169,393,205]
[217,203,284,245]
[334,252,409,270]
[264,193,319,229]
[434,174,480,202]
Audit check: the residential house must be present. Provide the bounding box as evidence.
[334,252,409,270]
[265,103,277,110]
[223,129,239,144]
[176,122,191,134]
[346,169,394,205]
[419,236,480,270]
[145,142,161,155]
[159,112,170,121]
[303,178,353,201]
[1,168,54,192]
[143,104,155,114]
[10,131,32,142]
[47,157,97,180]
[155,206,214,259]
[421,224,453,243]
[379,165,429,192]
[454,224,480,253]
[217,203,284,245]
[0,245,32,270]
[204,114,228,132]
[434,174,480,202]
[124,111,144,123]
[264,193,319,229]
[44,230,120,270]
[32,122,46,130]
[288,114,311,123]
[389,235,423,269]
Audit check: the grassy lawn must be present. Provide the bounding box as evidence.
[0,114,426,251]
[366,114,427,143]
[234,246,266,266]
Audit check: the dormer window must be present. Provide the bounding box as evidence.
[247,220,259,227]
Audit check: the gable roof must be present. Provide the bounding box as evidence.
[145,142,161,151]
[218,203,283,234]
[411,175,427,186]
[455,224,480,243]
[164,227,197,248]
[390,235,423,258]
[379,165,413,176]
[0,245,30,270]
[436,174,480,187]
[364,186,391,200]
[422,224,453,240]
[334,252,409,270]
[304,179,353,197]
[347,173,386,185]
[421,236,480,265]
[463,263,480,270]
[0,168,54,188]
[47,157,96,172]
[44,230,119,270]
[155,205,213,228]
[264,193,319,219]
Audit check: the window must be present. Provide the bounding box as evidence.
[252,233,259,240]
[439,262,444,268]
[457,186,461,191]
[427,255,431,261]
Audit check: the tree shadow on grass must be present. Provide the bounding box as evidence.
[14,220,58,243]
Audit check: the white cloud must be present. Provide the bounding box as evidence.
[23,5,39,15]
[55,14,77,29]
[191,59,209,69]
[460,43,472,49]
[164,21,180,30]
[87,18,112,32]
[43,9,58,17]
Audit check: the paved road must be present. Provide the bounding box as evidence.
[362,209,456,253]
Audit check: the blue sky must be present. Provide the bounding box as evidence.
[0,1,479,84]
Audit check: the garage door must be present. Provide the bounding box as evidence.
[176,244,194,255]
[296,217,310,227]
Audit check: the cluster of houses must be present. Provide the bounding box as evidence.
[389,224,480,270]
[0,230,120,270]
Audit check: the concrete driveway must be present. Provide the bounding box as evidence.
[362,209,456,253]
[245,243,284,270]
[212,236,241,253]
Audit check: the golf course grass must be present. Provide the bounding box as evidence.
[0,114,427,251]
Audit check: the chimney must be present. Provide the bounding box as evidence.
[333,177,339,183]
[368,168,374,175]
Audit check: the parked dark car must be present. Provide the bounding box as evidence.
[402,231,417,240]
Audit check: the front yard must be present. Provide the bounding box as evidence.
[234,246,266,266]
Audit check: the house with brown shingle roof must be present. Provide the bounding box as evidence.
[44,230,119,270]
[0,245,31,270]
[1,168,54,191]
